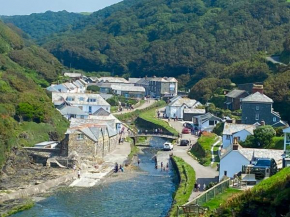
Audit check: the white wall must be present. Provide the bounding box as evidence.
[219,151,249,181]
[167,106,177,118]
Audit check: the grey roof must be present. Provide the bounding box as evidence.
[226,89,247,98]
[184,108,206,114]
[47,86,60,92]
[111,85,145,92]
[59,106,88,116]
[239,148,284,165]
[196,113,222,122]
[129,78,141,83]
[222,123,256,135]
[93,108,110,116]
[98,77,129,83]
[64,72,82,78]
[242,92,273,103]
[52,92,110,106]
[136,78,150,86]
[99,93,113,100]
[168,98,200,107]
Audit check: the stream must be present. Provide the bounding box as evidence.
[12,137,178,217]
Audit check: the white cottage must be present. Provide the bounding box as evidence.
[52,92,111,115]
[166,98,201,119]
[222,123,256,148]
[193,113,222,132]
[219,144,284,181]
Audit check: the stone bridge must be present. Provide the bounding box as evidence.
[129,133,178,145]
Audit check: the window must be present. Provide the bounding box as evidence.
[89,106,92,114]
[255,113,259,120]
[88,98,96,102]
[226,135,231,140]
[66,97,75,101]
[209,120,215,125]
[273,117,277,122]
[77,134,84,140]
[256,105,259,110]
[106,107,109,111]
[80,115,84,119]
[79,97,84,101]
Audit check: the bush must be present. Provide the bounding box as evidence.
[254,125,276,147]
[86,85,100,92]
[212,122,224,136]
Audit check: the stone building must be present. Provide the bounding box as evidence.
[66,119,118,159]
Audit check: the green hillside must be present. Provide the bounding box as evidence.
[0,21,69,168]
[1,10,84,42]
[213,167,290,216]
[40,0,290,79]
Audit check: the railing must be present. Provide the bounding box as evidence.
[129,132,178,139]
[177,178,230,216]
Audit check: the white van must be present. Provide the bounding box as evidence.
[163,142,173,151]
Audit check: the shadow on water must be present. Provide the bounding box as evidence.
[12,137,179,217]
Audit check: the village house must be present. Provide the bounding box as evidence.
[219,142,284,181]
[66,118,118,159]
[64,72,83,80]
[224,89,249,110]
[89,108,123,133]
[59,106,89,120]
[52,92,111,115]
[183,108,206,122]
[47,80,87,93]
[165,97,201,119]
[193,113,222,132]
[110,84,145,98]
[134,76,178,97]
[241,90,287,127]
[222,122,256,148]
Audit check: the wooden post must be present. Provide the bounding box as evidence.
[177,206,179,217]
[214,187,216,197]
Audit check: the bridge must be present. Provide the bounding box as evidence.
[128,133,178,145]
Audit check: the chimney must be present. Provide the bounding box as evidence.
[260,120,265,126]
[233,137,239,150]
[252,84,264,94]
[232,118,236,124]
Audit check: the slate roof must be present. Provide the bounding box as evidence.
[64,72,82,78]
[222,123,256,135]
[111,85,145,92]
[242,92,273,103]
[52,93,110,106]
[59,106,88,116]
[196,113,222,122]
[168,98,200,107]
[98,77,129,83]
[129,78,141,83]
[93,108,110,116]
[226,89,247,98]
[184,108,206,114]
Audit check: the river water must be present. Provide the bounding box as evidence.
[13,137,178,217]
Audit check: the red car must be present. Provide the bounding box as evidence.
[182,128,191,134]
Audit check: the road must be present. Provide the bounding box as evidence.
[113,99,156,115]
[265,56,286,66]
[168,120,219,201]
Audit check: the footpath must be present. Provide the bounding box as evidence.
[165,119,219,201]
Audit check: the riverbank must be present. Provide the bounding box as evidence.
[169,156,196,217]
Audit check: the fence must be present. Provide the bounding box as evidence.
[177,178,230,216]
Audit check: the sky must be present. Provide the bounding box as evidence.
[0,0,123,16]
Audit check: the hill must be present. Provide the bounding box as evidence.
[0,21,68,167]
[213,167,290,216]
[1,10,84,43]
[40,0,290,80]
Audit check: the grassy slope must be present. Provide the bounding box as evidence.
[213,167,290,216]
[202,188,242,210]
[169,156,196,217]
[138,101,179,136]
[190,133,218,166]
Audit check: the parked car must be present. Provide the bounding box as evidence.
[180,139,190,146]
[183,122,194,130]
[163,142,173,151]
[182,128,191,134]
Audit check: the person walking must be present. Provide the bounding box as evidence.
[77,169,81,179]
